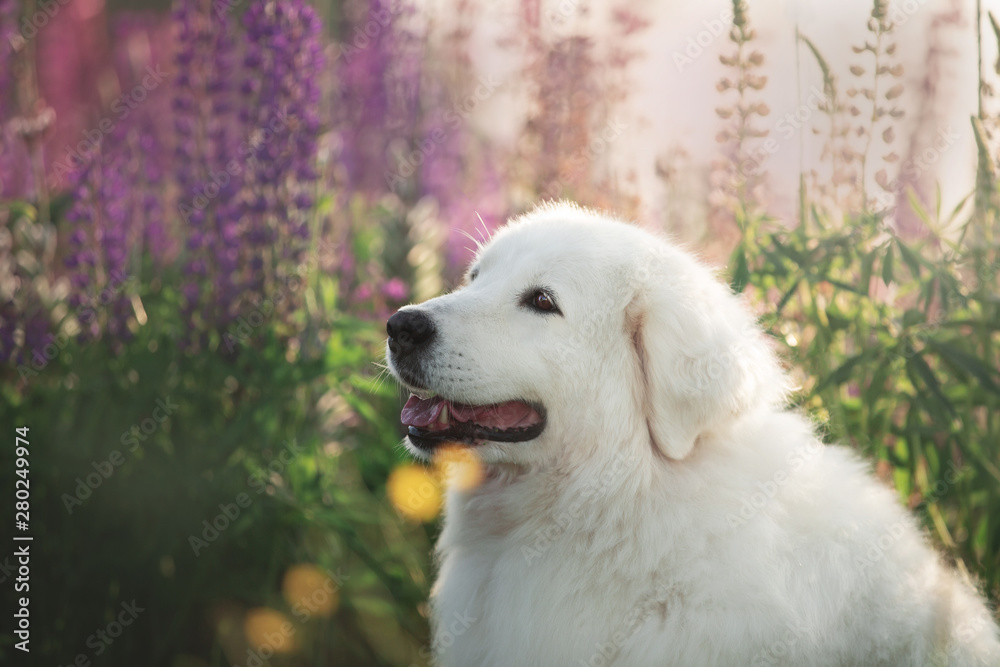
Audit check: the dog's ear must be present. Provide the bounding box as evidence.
[627,247,786,460]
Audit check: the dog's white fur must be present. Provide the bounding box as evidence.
[388,203,1000,666]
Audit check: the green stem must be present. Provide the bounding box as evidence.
[860,27,884,211]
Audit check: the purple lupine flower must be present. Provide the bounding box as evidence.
[205,8,244,319]
[172,0,246,334]
[334,0,420,195]
[96,140,135,344]
[169,0,326,349]
[19,310,55,369]
[134,125,171,265]
[172,0,210,316]
[62,128,136,346]
[240,0,325,290]
[110,14,175,265]
[52,12,176,351]
[418,78,505,273]
[381,277,407,302]
[64,168,99,331]
[353,283,373,303]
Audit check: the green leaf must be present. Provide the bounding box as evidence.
[908,354,956,416]
[860,251,876,295]
[824,278,868,295]
[902,308,924,328]
[990,11,1000,61]
[927,340,1000,396]
[341,390,381,424]
[770,236,807,265]
[351,595,398,617]
[815,350,873,393]
[893,466,912,498]
[810,203,827,231]
[798,32,837,100]
[774,278,802,314]
[920,278,937,312]
[729,244,750,293]
[868,356,895,397]
[944,191,973,228]
[905,188,933,228]
[882,244,895,285]
[896,240,924,280]
[974,514,990,551]
[319,276,338,313]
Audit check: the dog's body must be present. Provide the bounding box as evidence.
[386,203,1000,666]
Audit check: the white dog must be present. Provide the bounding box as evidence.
[385,202,1000,666]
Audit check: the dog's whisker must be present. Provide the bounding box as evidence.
[474,211,492,244]
[456,227,484,254]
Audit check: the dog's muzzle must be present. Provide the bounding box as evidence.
[386,308,548,450]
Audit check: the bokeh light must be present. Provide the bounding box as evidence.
[433,444,485,491]
[242,607,297,654]
[281,563,339,618]
[387,463,443,522]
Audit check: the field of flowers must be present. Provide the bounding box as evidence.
[0,0,998,664]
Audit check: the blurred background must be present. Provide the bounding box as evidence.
[1,0,999,664]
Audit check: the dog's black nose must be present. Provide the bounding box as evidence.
[386,310,436,358]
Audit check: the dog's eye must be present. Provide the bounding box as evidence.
[533,291,554,311]
[527,289,559,314]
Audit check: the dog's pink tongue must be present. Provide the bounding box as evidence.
[402,394,542,430]
[401,395,445,427]
[452,402,539,428]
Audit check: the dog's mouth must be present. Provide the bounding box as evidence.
[401,395,546,450]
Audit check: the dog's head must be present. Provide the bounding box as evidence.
[386,203,787,466]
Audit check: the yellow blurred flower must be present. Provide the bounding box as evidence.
[433,444,484,491]
[243,608,296,654]
[282,564,339,618]
[387,464,442,522]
